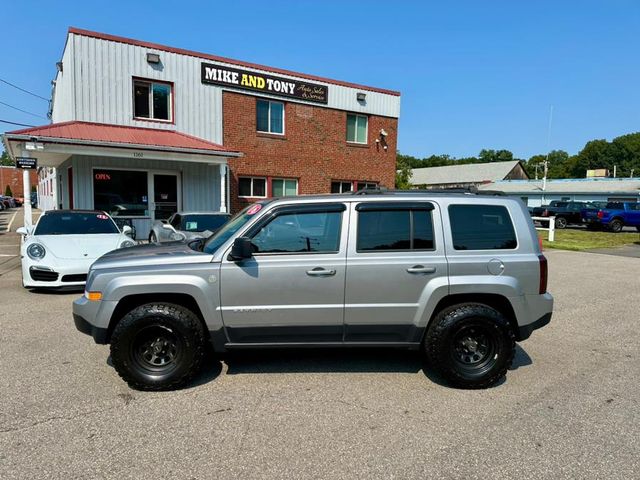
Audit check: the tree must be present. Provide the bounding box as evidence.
[0,150,14,167]
[395,153,413,190]
[5,185,12,197]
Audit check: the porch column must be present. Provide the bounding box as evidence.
[219,163,227,213]
[21,150,33,228]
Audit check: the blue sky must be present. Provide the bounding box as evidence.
[1,0,638,159]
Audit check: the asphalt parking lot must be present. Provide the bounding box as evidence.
[1,215,639,479]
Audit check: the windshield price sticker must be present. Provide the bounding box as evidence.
[96,214,109,220]
[247,204,262,215]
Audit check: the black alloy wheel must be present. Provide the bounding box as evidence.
[424,303,515,389]
[110,303,206,391]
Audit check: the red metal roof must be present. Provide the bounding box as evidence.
[6,121,239,155]
[68,27,401,97]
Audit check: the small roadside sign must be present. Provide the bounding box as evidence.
[15,157,37,169]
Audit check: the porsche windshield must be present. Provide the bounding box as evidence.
[35,212,119,235]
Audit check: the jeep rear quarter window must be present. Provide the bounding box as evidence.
[449,204,517,250]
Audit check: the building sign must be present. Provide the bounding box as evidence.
[201,62,328,104]
[15,157,37,169]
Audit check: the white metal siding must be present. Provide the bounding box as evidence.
[65,155,221,238]
[51,39,75,123]
[55,33,400,142]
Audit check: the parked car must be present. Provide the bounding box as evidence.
[30,192,38,209]
[581,202,640,232]
[1,196,15,209]
[17,210,136,289]
[149,211,231,243]
[74,191,553,391]
[531,201,596,229]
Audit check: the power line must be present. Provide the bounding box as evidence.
[0,77,49,102]
[0,100,46,119]
[0,119,37,127]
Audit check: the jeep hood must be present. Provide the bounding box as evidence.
[92,242,213,270]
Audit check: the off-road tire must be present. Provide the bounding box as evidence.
[554,217,567,229]
[149,232,158,244]
[608,219,624,233]
[424,303,515,389]
[110,303,206,391]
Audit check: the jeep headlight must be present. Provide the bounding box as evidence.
[27,243,46,259]
[119,240,135,248]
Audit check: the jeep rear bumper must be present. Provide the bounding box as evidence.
[517,312,552,341]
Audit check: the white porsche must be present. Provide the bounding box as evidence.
[17,210,135,289]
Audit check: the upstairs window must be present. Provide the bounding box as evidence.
[257,99,284,134]
[346,114,368,143]
[133,79,172,121]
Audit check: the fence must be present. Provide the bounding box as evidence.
[531,216,555,242]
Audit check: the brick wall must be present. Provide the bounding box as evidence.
[222,92,398,212]
[0,167,37,199]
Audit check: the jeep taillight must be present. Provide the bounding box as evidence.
[538,254,548,294]
[597,210,604,219]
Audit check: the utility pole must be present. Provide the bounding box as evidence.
[542,105,553,203]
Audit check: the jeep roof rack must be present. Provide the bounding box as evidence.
[352,186,506,196]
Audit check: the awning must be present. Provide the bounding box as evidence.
[1,121,242,167]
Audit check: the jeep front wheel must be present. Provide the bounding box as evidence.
[424,303,515,389]
[110,303,206,391]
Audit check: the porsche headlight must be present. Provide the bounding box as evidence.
[119,240,135,248]
[27,243,46,259]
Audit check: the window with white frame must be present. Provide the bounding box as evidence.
[346,114,368,143]
[331,180,377,193]
[133,79,172,121]
[256,99,285,134]
[331,181,353,194]
[238,177,267,198]
[272,178,298,197]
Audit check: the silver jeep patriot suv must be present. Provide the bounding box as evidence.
[73,190,553,390]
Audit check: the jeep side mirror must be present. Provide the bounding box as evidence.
[122,225,133,235]
[16,226,29,236]
[230,237,253,261]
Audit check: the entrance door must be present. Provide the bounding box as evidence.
[152,174,179,221]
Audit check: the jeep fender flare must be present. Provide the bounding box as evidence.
[103,274,223,332]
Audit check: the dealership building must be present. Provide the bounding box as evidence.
[2,28,400,238]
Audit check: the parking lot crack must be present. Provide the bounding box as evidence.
[0,405,121,434]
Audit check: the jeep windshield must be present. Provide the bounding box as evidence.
[202,204,263,254]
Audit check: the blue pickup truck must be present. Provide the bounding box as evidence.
[582,202,640,232]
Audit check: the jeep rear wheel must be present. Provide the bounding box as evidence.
[424,303,515,389]
[110,303,206,391]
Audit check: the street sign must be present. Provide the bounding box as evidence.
[15,157,37,169]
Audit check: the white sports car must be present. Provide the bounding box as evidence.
[17,210,135,289]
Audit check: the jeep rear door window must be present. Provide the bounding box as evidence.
[251,210,342,254]
[357,205,435,251]
[449,205,517,250]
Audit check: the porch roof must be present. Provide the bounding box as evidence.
[3,121,240,156]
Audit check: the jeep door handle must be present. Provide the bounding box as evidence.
[407,265,436,274]
[306,267,336,277]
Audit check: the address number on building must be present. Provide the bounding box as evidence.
[133,152,144,158]
[15,157,38,169]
